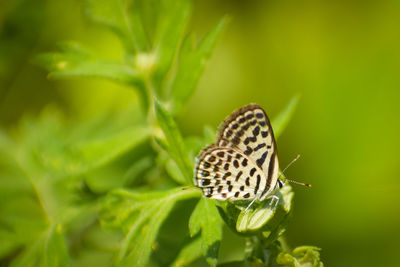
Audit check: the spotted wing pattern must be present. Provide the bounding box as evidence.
[195,104,280,201]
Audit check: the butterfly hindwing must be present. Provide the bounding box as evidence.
[195,146,267,200]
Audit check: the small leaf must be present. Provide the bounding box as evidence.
[154,100,193,184]
[121,201,175,266]
[171,237,203,267]
[236,202,276,233]
[189,198,222,267]
[102,187,200,266]
[165,158,187,184]
[83,0,146,53]
[9,224,70,267]
[72,126,150,176]
[36,42,142,86]
[42,224,70,267]
[152,0,192,93]
[272,94,300,138]
[170,17,227,113]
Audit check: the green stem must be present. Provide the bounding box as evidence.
[278,236,290,252]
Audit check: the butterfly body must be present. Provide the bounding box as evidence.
[195,104,280,201]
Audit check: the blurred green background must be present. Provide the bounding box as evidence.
[1,0,399,266]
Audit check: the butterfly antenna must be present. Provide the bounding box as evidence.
[279,154,301,178]
[285,179,312,188]
[278,154,312,188]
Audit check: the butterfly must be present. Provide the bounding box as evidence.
[194,104,284,206]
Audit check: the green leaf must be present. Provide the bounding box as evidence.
[154,100,193,184]
[121,201,175,266]
[15,116,150,178]
[189,198,222,267]
[102,187,200,266]
[71,126,150,176]
[236,202,276,233]
[36,42,142,85]
[272,94,300,138]
[10,224,70,267]
[35,42,150,110]
[83,0,147,54]
[171,237,203,267]
[170,17,227,113]
[42,224,70,267]
[152,0,192,93]
[165,158,187,184]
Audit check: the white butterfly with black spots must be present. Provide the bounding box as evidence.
[194,104,284,203]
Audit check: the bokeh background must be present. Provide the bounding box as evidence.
[1,0,399,266]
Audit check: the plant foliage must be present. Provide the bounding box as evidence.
[0,0,323,266]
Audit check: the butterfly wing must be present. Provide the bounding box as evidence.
[216,104,280,199]
[195,146,267,200]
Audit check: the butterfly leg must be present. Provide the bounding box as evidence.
[266,195,280,210]
[244,191,265,212]
[244,197,258,212]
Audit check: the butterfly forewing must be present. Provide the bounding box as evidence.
[195,146,267,200]
[195,104,280,201]
[217,105,279,195]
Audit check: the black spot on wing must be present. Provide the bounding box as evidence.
[252,126,260,137]
[202,179,211,186]
[246,113,254,120]
[236,171,243,181]
[237,130,245,137]
[254,143,266,151]
[201,170,210,177]
[244,136,257,145]
[241,158,248,167]
[256,152,267,168]
[233,160,239,168]
[232,136,241,145]
[203,162,211,168]
[244,146,253,155]
[222,172,231,180]
[261,131,268,138]
[224,163,229,171]
[254,175,261,194]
